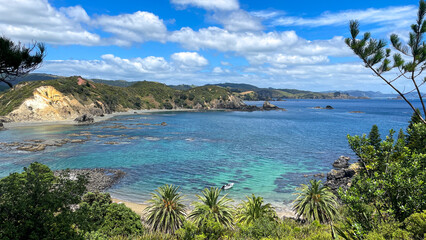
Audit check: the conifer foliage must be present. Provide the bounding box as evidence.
[0,37,45,88]
[346,0,426,124]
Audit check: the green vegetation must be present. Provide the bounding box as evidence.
[236,194,276,225]
[212,83,357,100]
[0,163,87,239]
[145,184,187,234]
[0,76,235,116]
[0,37,45,88]
[346,0,426,123]
[293,180,338,224]
[189,187,234,229]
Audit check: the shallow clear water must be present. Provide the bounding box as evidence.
[0,99,417,206]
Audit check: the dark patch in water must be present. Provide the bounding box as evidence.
[274,172,325,194]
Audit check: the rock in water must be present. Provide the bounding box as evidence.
[262,101,280,110]
[333,156,350,168]
[325,168,356,193]
[325,105,334,109]
[74,114,94,123]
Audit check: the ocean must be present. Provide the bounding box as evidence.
[0,99,418,206]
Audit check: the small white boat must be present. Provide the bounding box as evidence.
[221,183,234,190]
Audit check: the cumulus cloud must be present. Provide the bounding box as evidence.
[0,0,100,45]
[169,26,352,63]
[210,10,263,32]
[169,27,299,53]
[171,52,209,69]
[0,0,169,46]
[96,11,168,46]
[171,0,239,11]
[60,5,90,23]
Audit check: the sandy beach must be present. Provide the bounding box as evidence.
[111,197,297,219]
[2,108,203,129]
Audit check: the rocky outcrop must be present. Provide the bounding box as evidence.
[54,168,126,192]
[75,114,94,123]
[263,101,280,110]
[325,163,360,193]
[0,122,3,130]
[313,105,334,110]
[333,156,350,169]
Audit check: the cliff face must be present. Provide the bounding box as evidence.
[7,86,102,122]
[0,76,248,122]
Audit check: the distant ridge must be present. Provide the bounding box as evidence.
[1,73,378,99]
[0,73,60,92]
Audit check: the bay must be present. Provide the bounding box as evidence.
[0,99,417,206]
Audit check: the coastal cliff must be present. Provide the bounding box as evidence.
[0,76,247,122]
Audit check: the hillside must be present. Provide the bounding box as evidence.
[209,83,363,100]
[0,76,245,122]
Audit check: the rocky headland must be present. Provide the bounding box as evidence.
[0,76,285,123]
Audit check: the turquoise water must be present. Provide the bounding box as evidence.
[0,99,417,206]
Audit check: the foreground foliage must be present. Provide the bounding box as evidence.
[337,116,426,239]
[0,163,87,239]
[189,187,235,230]
[145,184,187,234]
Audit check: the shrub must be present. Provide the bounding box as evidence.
[100,203,144,237]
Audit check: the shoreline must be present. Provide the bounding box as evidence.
[111,197,297,219]
[2,108,206,129]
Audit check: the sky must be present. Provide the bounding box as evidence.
[0,0,422,92]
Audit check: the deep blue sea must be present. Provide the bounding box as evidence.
[0,99,418,206]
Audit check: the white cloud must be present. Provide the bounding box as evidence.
[171,52,209,69]
[250,10,282,19]
[0,0,100,45]
[169,27,299,53]
[171,0,239,11]
[272,5,416,28]
[246,54,329,67]
[210,10,263,32]
[96,11,168,46]
[169,26,352,64]
[60,5,90,23]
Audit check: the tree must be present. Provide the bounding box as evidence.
[0,162,87,239]
[145,184,187,234]
[99,203,144,237]
[368,125,381,149]
[345,0,426,124]
[237,194,276,225]
[293,179,338,224]
[189,187,234,229]
[0,36,45,88]
[339,120,426,238]
[293,179,338,238]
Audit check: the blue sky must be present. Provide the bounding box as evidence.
[0,0,422,92]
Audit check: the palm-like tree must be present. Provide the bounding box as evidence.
[293,179,338,238]
[293,179,337,223]
[189,187,234,228]
[237,194,276,225]
[144,184,186,234]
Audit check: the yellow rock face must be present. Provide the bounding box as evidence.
[7,86,90,122]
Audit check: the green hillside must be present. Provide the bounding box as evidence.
[0,76,237,116]
[212,83,359,100]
